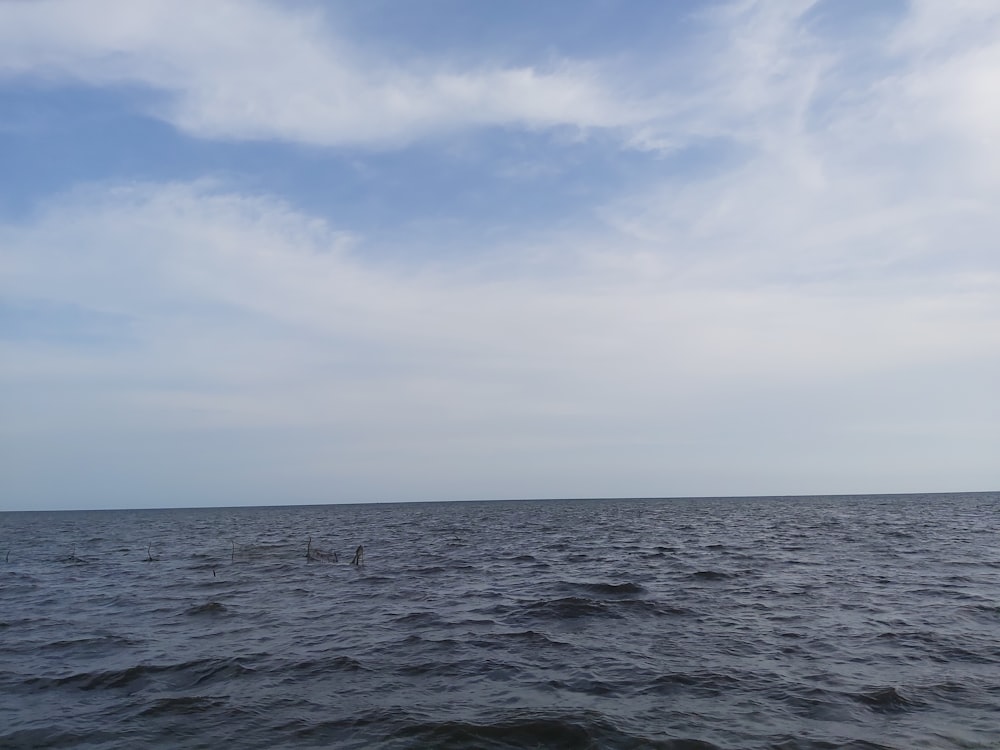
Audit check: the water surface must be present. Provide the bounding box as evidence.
[2,493,999,748]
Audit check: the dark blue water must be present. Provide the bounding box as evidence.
[2,493,999,749]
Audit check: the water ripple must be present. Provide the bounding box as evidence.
[2,493,999,749]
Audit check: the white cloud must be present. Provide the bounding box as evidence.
[600,0,1000,282]
[622,0,1000,178]
[1,0,997,162]
[0,0,642,146]
[2,181,998,506]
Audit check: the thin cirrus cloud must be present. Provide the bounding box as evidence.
[600,0,1000,289]
[0,0,997,159]
[0,0,644,146]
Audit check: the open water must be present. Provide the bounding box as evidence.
[2,493,999,749]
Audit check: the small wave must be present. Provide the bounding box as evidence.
[0,728,101,749]
[392,611,441,626]
[851,686,923,713]
[770,738,896,749]
[689,570,733,581]
[452,617,496,628]
[959,603,1000,622]
[24,657,256,692]
[912,679,970,701]
[516,596,615,621]
[618,599,692,617]
[185,601,227,616]
[41,634,140,650]
[138,694,230,717]
[189,561,226,572]
[279,707,409,741]
[562,581,646,597]
[546,675,616,696]
[640,671,743,697]
[397,657,515,678]
[474,630,569,649]
[396,714,722,750]
[277,653,365,680]
[350,575,393,584]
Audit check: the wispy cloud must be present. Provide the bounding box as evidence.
[599,0,1000,289]
[0,0,643,146]
[3,179,997,503]
[1,0,997,162]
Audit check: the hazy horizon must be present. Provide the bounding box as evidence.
[4,490,997,515]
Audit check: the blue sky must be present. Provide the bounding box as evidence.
[1,0,998,510]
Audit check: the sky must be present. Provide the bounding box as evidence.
[1,0,998,511]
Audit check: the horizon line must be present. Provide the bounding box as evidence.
[4,489,997,514]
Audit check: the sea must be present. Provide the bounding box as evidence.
[2,493,999,749]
